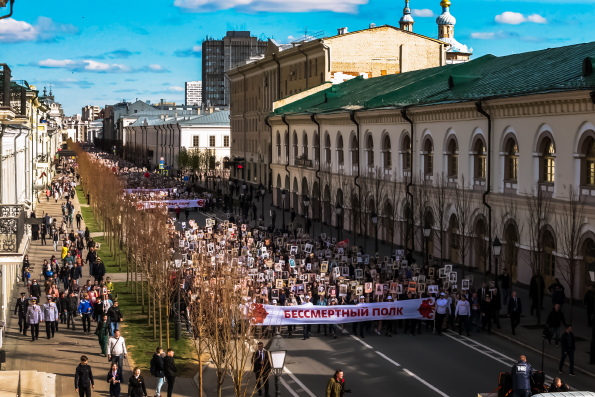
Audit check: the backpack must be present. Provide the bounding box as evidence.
[149,356,156,376]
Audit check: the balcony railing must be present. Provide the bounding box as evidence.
[0,205,25,253]
[294,157,312,168]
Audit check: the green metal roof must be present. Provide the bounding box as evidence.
[272,41,595,116]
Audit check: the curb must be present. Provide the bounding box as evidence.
[193,365,209,397]
[492,330,595,379]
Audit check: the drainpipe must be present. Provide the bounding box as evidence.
[311,113,322,234]
[14,128,24,203]
[401,108,414,260]
[265,116,273,191]
[25,128,32,205]
[350,111,360,245]
[476,100,493,280]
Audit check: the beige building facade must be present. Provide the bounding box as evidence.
[227,25,449,188]
[268,42,595,301]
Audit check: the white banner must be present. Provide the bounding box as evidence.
[249,298,435,326]
[136,199,206,210]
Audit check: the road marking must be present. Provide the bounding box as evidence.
[444,331,554,383]
[350,334,373,349]
[403,368,450,397]
[375,351,400,366]
[280,377,300,397]
[283,366,317,397]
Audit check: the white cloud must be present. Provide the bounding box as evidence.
[527,14,547,24]
[0,17,78,43]
[32,59,169,73]
[495,11,547,24]
[412,9,434,17]
[174,0,368,14]
[173,46,201,57]
[168,86,184,92]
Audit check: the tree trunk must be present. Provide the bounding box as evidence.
[141,271,145,314]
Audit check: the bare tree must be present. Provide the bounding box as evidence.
[524,184,553,325]
[499,197,523,298]
[382,169,404,256]
[453,175,474,279]
[556,185,585,323]
[412,172,430,261]
[429,172,451,265]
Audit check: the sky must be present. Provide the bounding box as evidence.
[0,0,593,115]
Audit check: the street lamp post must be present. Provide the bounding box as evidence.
[281,190,287,232]
[589,261,595,364]
[372,212,378,253]
[423,221,431,267]
[174,258,182,341]
[260,183,266,223]
[266,329,287,397]
[335,202,342,241]
[303,196,310,234]
[493,236,502,290]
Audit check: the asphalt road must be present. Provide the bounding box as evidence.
[260,325,595,397]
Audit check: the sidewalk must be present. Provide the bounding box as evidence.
[2,178,200,396]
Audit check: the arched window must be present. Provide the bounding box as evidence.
[324,134,331,165]
[581,136,595,186]
[504,138,518,181]
[542,230,556,279]
[382,135,392,169]
[474,139,486,179]
[402,135,411,171]
[302,133,309,159]
[540,137,555,183]
[447,138,458,177]
[366,135,374,167]
[350,136,358,173]
[276,132,281,161]
[292,131,298,162]
[424,138,433,175]
[284,131,289,162]
[313,132,319,165]
[337,135,344,166]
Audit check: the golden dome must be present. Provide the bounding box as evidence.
[440,0,451,7]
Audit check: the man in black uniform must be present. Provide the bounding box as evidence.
[511,355,533,397]
[30,279,41,301]
[14,292,28,333]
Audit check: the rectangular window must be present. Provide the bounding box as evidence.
[426,155,433,175]
[544,158,555,182]
[544,251,555,276]
[223,136,229,147]
[477,156,486,178]
[450,155,458,176]
[508,157,518,181]
[338,150,344,165]
[405,152,411,170]
[209,136,215,147]
[588,160,595,185]
[193,136,199,147]
[384,152,391,167]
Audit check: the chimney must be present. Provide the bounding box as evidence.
[209,106,214,114]
[369,23,376,28]
[337,27,348,35]
[160,99,164,110]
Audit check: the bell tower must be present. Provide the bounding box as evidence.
[399,0,415,32]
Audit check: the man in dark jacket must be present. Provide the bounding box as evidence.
[14,292,28,333]
[151,347,165,397]
[30,279,41,300]
[507,291,522,335]
[529,274,545,315]
[74,355,94,396]
[511,355,533,397]
[86,249,97,277]
[66,291,78,330]
[163,349,177,397]
[107,301,123,335]
[559,325,575,376]
[252,342,271,397]
[546,304,567,346]
[94,259,106,284]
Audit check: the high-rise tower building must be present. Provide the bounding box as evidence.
[201,31,267,107]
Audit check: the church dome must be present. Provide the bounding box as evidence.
[436,0,456,25]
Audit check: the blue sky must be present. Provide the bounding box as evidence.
[1,0,593,115]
